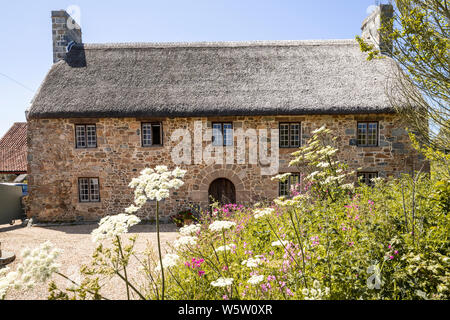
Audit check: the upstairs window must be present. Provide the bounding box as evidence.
[78,178,100,202]
[142,123,163,146]
[75,124,97,148]
[357,172,378,187]
[279,123,301,148]
[357,122,378,147]
[279,173,301,197]
[212,123,233,146]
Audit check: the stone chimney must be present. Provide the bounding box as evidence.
[51,10,82,63]
[361,4,394,54]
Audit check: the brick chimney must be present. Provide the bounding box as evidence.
[361,4,394,54]
[51,10,82,63]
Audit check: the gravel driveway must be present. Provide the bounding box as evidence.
[0,221,180,300]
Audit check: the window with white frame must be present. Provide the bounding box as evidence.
[279,173,301,197]
[212,122,233,146]
[78,178,100,202]
[142,123,163,146]
[357,172,378,187]
[75,124,97,148]
[279,123,301,148]
[357,122,378,147]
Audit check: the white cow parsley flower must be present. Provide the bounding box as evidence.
[128,166,187,211]
[179,224,201,236]
[253,208,275,219]
[211,277,234,287]
[241,257,262,268]
[0,241,61,299]
[247,274,265,285]
[91,214,141,243]
[155,254,180,271]
[174,236,198,249]
[215,244,236,252]
[208,221,236,232]
[271,240,289,247]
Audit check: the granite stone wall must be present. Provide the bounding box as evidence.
[26,114,428,222]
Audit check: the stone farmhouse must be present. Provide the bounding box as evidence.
[26,5,427,222]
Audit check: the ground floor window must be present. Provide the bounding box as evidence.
[78,178,100,202]
[357,172,378,187]
[279,173,301,197]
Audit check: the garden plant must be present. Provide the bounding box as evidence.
[1,127,449,300]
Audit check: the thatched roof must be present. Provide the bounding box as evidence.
[28,40,396,119]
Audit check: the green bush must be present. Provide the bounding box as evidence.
[6,128,447,301]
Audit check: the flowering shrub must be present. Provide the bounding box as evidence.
[2,129,448,300]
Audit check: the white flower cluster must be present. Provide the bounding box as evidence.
[301,280,330,300]
[155,253,180,271]
[208,220,236,232]
[174,236,198,249]
[211,277,234,287]
[270,173,291,182]
[341,183,355,191]
[241,257,262,268]
[91,214,141,243]
[215,244,236,252]
[127,166,187,211]
[247,274,265,285]
[311,126,331,135]
[0,241,61,299]
[271,240,289,247]
[253,208,275,219]
[179,224,201,236]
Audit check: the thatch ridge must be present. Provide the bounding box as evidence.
[28,39,396,119]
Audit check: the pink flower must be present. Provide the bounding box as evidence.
[394,250,399,255]
[267,275,276,282]
[389,255,394,260]
[388,244,392,249]
[223,295,229,300]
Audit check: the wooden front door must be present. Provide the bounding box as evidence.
[208,178,236,205]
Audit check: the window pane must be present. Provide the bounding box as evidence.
[290,174,300,195]
[76,126,86,148]
[152,124,161,145]
[142,123,152,146]
[280,124,289,147]
[279,180,289,197]
[357,123,367,146]
[212,123,222,146]
[358,172,378,186]
[90,178,100,201]
[86,125,97,148]
[290,124,300,147]
[79,178,89,202]
[223,123,233,146]
[368,123,377,146]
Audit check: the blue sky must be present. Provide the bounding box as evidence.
[0,0,379,138]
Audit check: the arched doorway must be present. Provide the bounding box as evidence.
[208,178,236,205]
